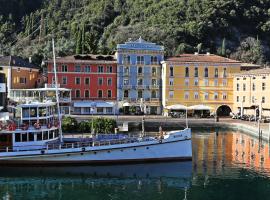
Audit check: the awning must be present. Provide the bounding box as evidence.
[74,101,115,108]
[123,102,130,107]
[166,104,187,110]
[188,105,213,110]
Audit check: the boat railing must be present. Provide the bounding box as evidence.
[0,137,157,153]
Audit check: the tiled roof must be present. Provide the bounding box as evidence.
[165,54,241,63]
[234,68,270,76]
[46,54,116,63]
[0,56,39,69]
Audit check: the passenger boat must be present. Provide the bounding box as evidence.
[0,39,192,166]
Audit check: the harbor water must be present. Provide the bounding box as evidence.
[0,129,270,200]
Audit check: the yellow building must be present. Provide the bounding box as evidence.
[233,68,270,117]
[161,53,241,116]
[0,56,40,95]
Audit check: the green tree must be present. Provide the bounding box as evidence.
[62,116,78,133]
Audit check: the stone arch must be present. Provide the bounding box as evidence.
[216,105,232,117]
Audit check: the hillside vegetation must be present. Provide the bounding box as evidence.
[0,0,270,66]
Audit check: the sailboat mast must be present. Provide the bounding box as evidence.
[52,38,63,142]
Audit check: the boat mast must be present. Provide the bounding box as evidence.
[52,38,63,142]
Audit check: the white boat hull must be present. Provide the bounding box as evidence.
[0,128,192,166]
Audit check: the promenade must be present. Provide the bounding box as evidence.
[70,114,270,141]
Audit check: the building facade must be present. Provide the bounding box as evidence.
[233,68,270,117]
[0,56,40,95]
[116,37,164,115]
[46,55,117,115]
[161,53,241,116]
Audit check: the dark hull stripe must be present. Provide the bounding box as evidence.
[0,156,192,167]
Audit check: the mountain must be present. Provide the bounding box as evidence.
[0,0,269,66]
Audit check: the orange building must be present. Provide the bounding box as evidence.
[0,56,40,95]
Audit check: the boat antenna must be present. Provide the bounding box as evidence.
[186,105,188,128]
[52,38,63,143]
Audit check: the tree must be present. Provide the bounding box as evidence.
[62,116,78,133]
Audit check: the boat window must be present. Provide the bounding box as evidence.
[22,133,27,142]
[29,133,34,141]
[0,135,7,142]
[54,129,59,138]
[37,132,42,141]
[30,108,37,117]
[22,108,30,118]
[15,133,21,142]
[49,130,54,139]
[43,131,48,140]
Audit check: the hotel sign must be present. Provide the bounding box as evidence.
[0,83,6,93]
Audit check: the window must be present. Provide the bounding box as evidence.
[184,92,189,99]
[75,90,80,98]
[222,79,227,86]
[151,56,158,64]
[243,96,246,103]
[85,90,90,98]
[185,67,189,77]
[262,82,266,90]
[214,79,218,86]
[170,66,174,76]
[138,90,143,98]
[194,79,199,86]
[204,79,209,86]
[124,67,129,75]
[151,90,157,98]
[252,77,256,80]
[237,96,239,102]
[252,96,255,103]
[194,67,198,77]
[106,107,113,114]
[194,92,199,99]
[17,68,21,72]
[137,56,144,64]
[85,77,90,85]
[204,68,208,77]
[252,83,255,91]
[169,91,174,98]
[223,68,227,78]
[152,67,157,76]
[222,93,227,100]
[98,90,103,98]
[107,78,112,86]
[98,78,103,85]
[85,66,91,72]
[138,67,143,74]
[169,78,174,86]
[262,96,266,103]
[123,55,131,64]
[237,83,239,91]
[75,65,81,72]
[124,90,129,98]
[107,66,113,73]
[62,65,68,72]
[204,92,209,100]
[107,90,112,98]
[98,66,104,73]
[215,68,218,78]
[75,77,81,85]
[22,133,27,142]
[123,79,129,85]
[19,77,26,84]
[185,79,189,86]
[152,79,157,86]
[214,92,218,100]
[137,78,143,86]
[62,76,67,85]
[15,133,20,142]
[263,76,266,79]
[243,83,246,91]
[97,108,103,113]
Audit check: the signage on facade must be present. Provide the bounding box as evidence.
[0,83,6,93]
